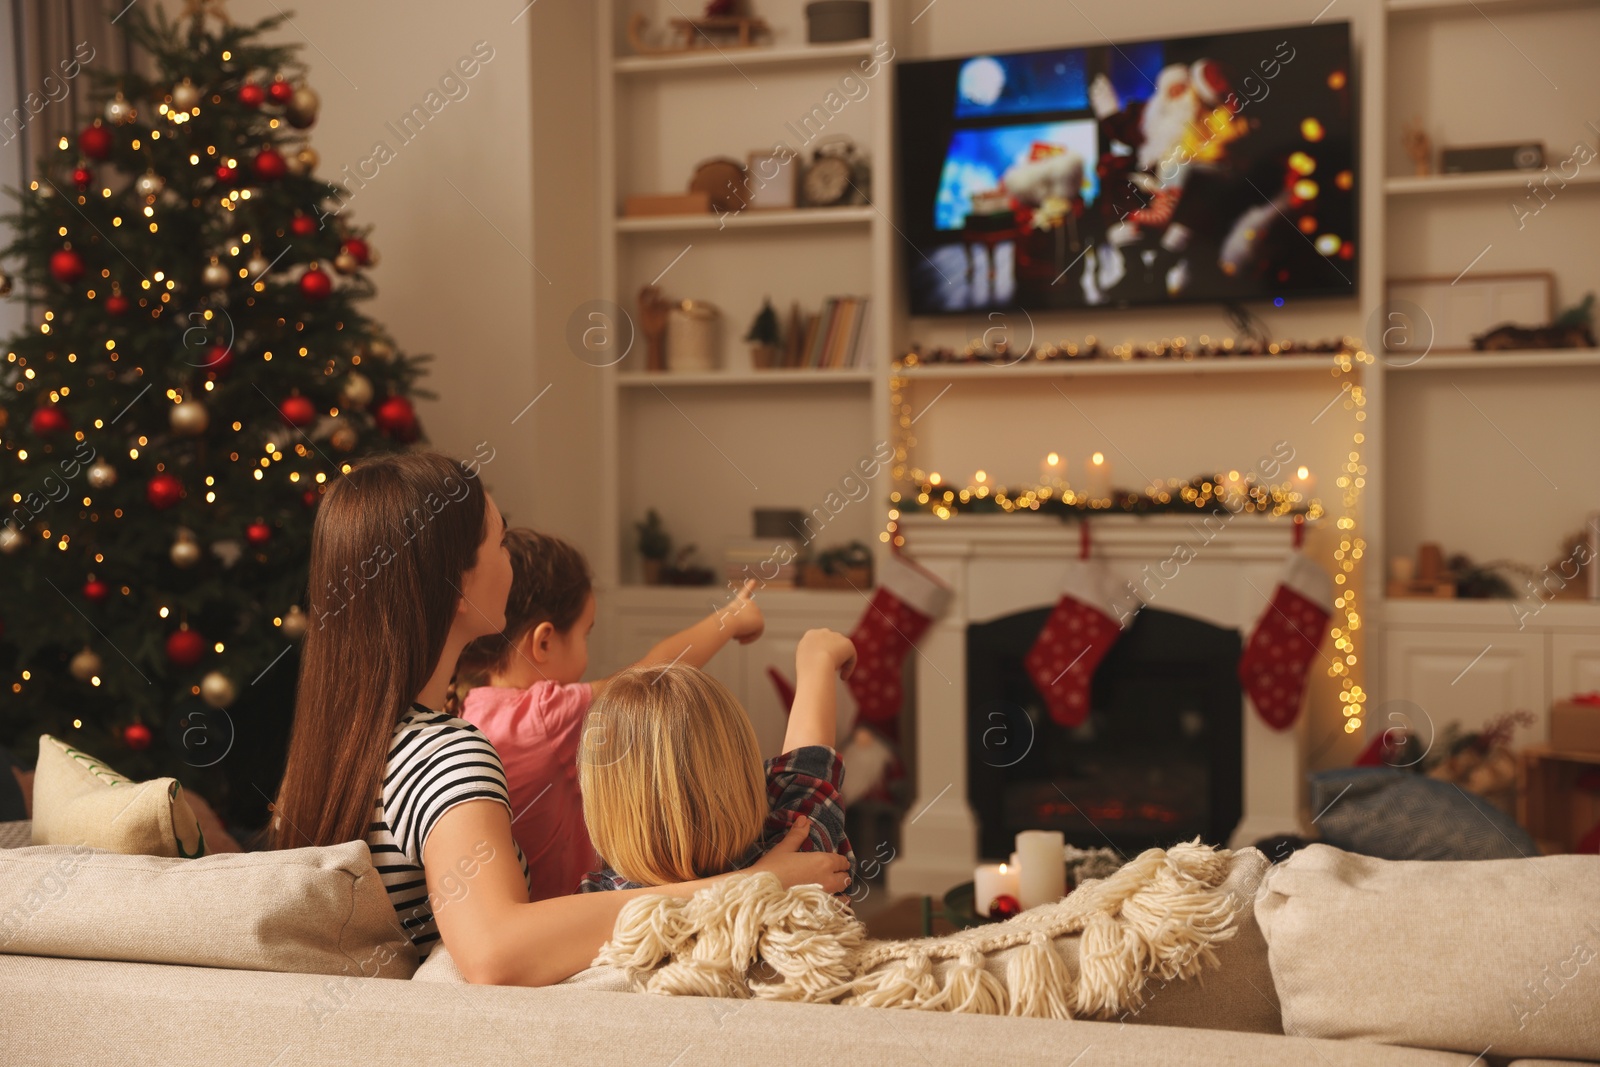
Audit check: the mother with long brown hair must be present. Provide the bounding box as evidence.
[269,451,849,985]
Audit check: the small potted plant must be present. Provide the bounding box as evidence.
[744,296,781,370]
[635,508,672,584]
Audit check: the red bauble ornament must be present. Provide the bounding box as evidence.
[280,394,317,427]
[29,406,70,436]
[83,578,110,604]
[73,166,93,187]
[298,265,332,301]
[238,83,266,109]
[988,894,1022,920]
[105,292,130,316]
[202,344,233,379]
[253,147,287,181]
[374,395,418,441]
[268,78,295,105]
[146,473,183,510]
[341,237,371,266]
[303,488,320,508]
[78,124,112,160]
[123,723,153,751]
[290,214,318,237]
[245,520,273,545]
[50,248,85,284]
[215,162,239,184]
[165,628,206,667]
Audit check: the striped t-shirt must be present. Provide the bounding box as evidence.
[366,702,531,959]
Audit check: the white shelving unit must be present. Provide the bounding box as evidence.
[594,0,896,614]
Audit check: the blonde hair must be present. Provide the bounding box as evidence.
[579,664,767,886]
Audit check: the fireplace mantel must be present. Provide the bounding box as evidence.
[886,513,1312,897]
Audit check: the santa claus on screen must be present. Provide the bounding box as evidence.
[1086,58,1242,301]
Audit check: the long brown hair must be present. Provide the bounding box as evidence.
[270,451,491,850]
[578,664,767,885]
[444,528,591,713]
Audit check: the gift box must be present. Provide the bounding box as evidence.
[1551,694,1600,754]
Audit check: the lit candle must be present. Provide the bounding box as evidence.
[1221,468,1247,510]
[973,861,1021,917]
[1015,829,1066,909]
[1040,451,1065,491]
[1083,452,1111,504]
[1293,464,1316,503]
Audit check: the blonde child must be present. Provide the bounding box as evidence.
[578,628,858,892]
[451,529,765,901]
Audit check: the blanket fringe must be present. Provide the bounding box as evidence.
[596,837,1238,1018]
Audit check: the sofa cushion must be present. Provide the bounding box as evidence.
[1257,843,1600,1060]
[0,839,417,979]
[29,734,207,857]
[0,952,1492,1067]
[412,942,631,990]
[1309,767,1539,861]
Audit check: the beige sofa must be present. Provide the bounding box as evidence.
[2,820,1595,1067]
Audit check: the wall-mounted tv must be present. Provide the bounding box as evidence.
[896,22,1356,315]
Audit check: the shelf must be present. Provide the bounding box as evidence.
[614,206,875,233]
[618,368,874,387]
[1386,170,1600,195]
[1383,598,1600,632]
[613,41,877,75]
[1388,0,1598,15]
[897,355,1349,380]
[609,583,873,608]
[1384,349,1600,371]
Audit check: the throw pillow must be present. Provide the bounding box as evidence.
[1309,766,1540,861]
[0,839,417,978]
[1257,843,1600,1060]
[29,734,207,857]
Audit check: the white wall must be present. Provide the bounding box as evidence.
[218,0,599,546]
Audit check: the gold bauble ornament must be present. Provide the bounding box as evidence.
[105,93,135,125]
[366,338,394,361]
[170,531,202,568]
[135,171,165,199]
[200,670,238,709]
[0,525,24,554]
[280,605,309,640]
[339,372,373,409]
[333,251,360,275]
[329,422,358,451]
[296,147,319,171]
[69,647,104,682]
[169,398,210,436]
[246,252,270,277]
[87,458,118,489]
[286,86,319,128]
[202,258,231,288]
[171,78,201,111]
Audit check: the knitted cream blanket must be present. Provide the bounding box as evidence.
[595,838,1237,1018]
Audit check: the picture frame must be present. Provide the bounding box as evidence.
[1384,272,1555,355]
[744,149,796,211]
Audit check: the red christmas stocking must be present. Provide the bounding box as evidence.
[1238,551,1334,730]
[845,550,952,738]
[1024,559,1133,727]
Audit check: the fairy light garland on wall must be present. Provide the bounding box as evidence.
[883,337,1372,733]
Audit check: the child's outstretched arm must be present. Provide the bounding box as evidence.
[591,579,765,698]
[783,628,857,754]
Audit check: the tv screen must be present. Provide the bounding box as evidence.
[896,23,1356,315]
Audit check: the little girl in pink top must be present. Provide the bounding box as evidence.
[448,529,764,901]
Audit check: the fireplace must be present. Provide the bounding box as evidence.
[967,606,1242,860]
[887,513,1309,897]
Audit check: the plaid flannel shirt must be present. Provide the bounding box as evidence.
[579,745,854,892]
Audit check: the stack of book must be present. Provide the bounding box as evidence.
[773,296,871,370]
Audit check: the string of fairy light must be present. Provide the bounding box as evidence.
[883,338,1371,733]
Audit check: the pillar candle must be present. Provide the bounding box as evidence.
[1293,464,1316,503]
[1083,452,1111,503]
[1040,452,1065,491]
[1015,829,1066,909]
[973,862,1021,917]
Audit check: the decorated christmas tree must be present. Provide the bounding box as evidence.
[0,7,431,788]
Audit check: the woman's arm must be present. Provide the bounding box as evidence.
[424,798,844,987]
[590,579,764,700]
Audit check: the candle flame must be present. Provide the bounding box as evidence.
[975,470,987,483]
[1045,452,1060,466]
[1297,465,1310,480]
[999,863,1007,873]
[1091,452,1104,466]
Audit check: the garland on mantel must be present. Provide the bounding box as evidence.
[882,336,1370,734]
